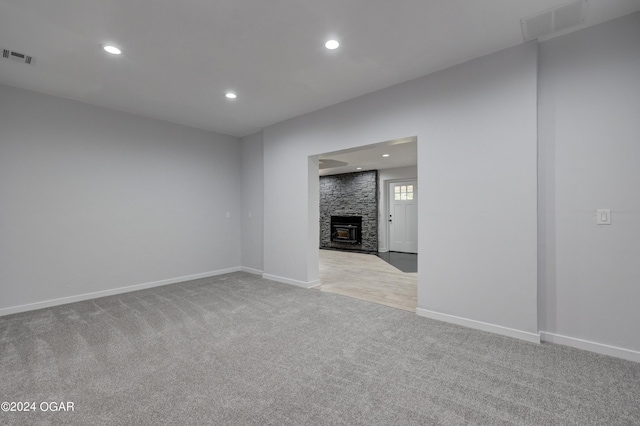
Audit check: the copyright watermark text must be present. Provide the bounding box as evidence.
[2,401,75,412]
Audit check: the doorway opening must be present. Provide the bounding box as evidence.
[313,136,418,311]
[378,178,418,273]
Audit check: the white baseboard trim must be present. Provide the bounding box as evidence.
[0,267,242,317]
[540,332,640,363]
[416,308,540,344]
[262,274,320,289]
[240,267,263,275]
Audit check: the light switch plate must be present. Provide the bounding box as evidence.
[597,209,611,225]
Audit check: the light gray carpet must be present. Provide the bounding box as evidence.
[1,272,639,425]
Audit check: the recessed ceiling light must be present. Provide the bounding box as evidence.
[382,154,390,157]
[225,92,237,99]
[356,167,362,170]
[325,40,340,50]
[101,44,122,55]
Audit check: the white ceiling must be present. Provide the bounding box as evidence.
[1,0,639,137]
[319,137,417,176]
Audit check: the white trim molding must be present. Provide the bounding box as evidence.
[416,308,541,344]
[262,274,320,289]
[0,267,241,317]
[540,332,640,363]
[240,267,264,275]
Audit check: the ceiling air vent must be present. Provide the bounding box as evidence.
[1,48,35,65]
[521,0,587,42]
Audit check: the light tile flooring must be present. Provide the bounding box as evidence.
[315,249,417,312]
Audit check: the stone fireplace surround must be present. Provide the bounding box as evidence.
[320,170,378,252]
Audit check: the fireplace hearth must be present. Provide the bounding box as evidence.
[320,170,378,252]
[330,216,362,244]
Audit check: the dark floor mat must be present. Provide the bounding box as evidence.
[377,251,417,273]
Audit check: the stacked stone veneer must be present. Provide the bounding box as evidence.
[320,170,378,252]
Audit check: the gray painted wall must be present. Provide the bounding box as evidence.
[0,84,241,312]
[538,13,640,352]
[263,41,539,335]
[240,132,264,273]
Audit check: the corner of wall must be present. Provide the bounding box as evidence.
[240,131,265,273]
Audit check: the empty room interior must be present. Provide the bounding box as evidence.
[1,1,640,424]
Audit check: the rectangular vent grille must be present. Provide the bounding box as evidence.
[521,0,587,41]
[1,48,35,65]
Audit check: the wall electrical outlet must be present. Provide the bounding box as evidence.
[596,209,611,225]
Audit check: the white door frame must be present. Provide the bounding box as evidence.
[383,178,418,253]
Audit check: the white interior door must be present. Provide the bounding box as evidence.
[389,180,418,253]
